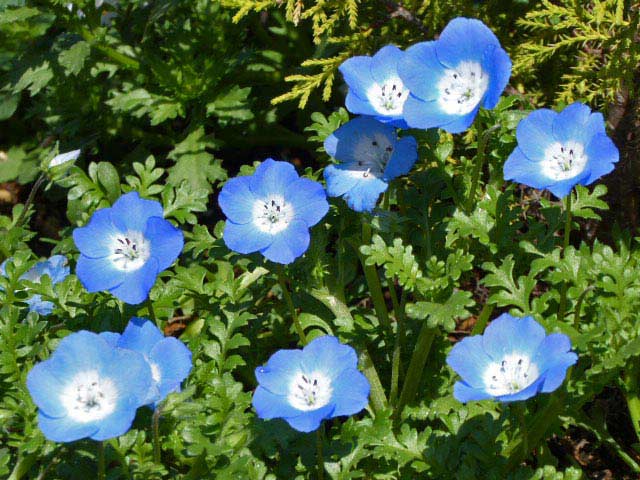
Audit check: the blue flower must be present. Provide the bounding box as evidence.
[1,255,70,315]
[26,330,152,442]
[398,17,511,133]
[446,314,577,403]
[218,158,329,265]
[323,116,417,212]
[503,102,619,198]
[339,45,410,127]
[108,317,192,407]
[252,335,370,432]
[73,192,184,305]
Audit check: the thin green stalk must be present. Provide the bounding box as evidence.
[395,323,437,420]
[276,265,307,345]
[624,361,640,443]
[465,119,500,213]
[557,193,573,322]
[316,425,325,480]
[389,281,405,406]
[515,403,529,462]
[15,173,46,228]
[471,303,495,335]
[358,347,388,413]
[152,407,162,464]
[360,221,391,333]
[79,27,140,70]
[97,441,105,480]
[424,204,432,260]
[147,298,158,326]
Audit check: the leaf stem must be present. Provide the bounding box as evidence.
[97,441,105,480]
[360,221,391,334]
[276,265,307,345]
[316,424,325,480]
[557,193,573,322]
[152,407,162,464]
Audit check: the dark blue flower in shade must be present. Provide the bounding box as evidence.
[252,336,370,432]
[503,102,619,198]
[110,317,192,406]
[323,116,418,212]
[398,17,511,133]
[26,330,152,442]
[218,158,329,265]
[446,314,577,403]
[1,255,70,315]
[339,45,410,127]
[73,191,184,305]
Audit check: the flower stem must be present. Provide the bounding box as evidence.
[471,302,495,335]
[316,424,325,480]
[360,221,391,334]
[557,193,573,322]
[395,323,437,420]
[97,441,105,480]
[465,117,492,213]
[276,265,307,345]
[515,403,529,462]
[358,347,388,413]
[389,281,405,406]
[15,173,47,228]
[152,407,162,464]
[147,298,158,326]
[624,360,640,443]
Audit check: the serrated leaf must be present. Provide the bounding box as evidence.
[58,41,91,76]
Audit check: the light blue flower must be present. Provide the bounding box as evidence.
[218,158,329,265]
[503,102,619,198]
[446,314,577,403]
[26,330,152,442]
[1,255,70,315]
[252,335,370,433]
[107,318,192,407]
[73,191,184,305]
[398,17,511,133]
[339,45,410,127]
[323,116,417,212]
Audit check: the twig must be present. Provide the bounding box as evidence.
[379,0,429,33]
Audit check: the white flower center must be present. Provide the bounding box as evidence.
[437,61,488,115]
[150,362,161,383]
[541,141,588,181]
[346,134,395,180]
[287,371,332,411]
[366,77,410,116]
[60,370,118,422]
[109,231,150,271]
[483,353,539,396]
[252,195,294,234]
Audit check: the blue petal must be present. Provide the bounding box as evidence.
[249,159,300,199]
[29,255,70,284]
[402,95,463,131]
[546,173,588,199]
[149,338,192,399]
[503,148,553,189]
[343,175,388,212]
[145,217,184,271]
[53,331,115,378]
[223,220,273,255]
[446,336,493,389]
[328,368,370,417]
[323,117,396,165]
[301,336,359,381]
[481,44,512,110]
[453,381,494,403]
[532,333,577,393]
[551,102,593,144]
[108,257,159,304]
[38,412,98,442]
[101,348,153,406]
[91,405,138,441]
[482,314,546,361]
[495,376,546,403]
[338,55,375,99]
[218,176,257,225]
[284,403,335,433]
[439,106,480,134]
[435,18,501,68]
[324,164,360,198]
[584,134,619,185]
[75,255,125,293]
[26,296,54,316]
[99,332,121,347]
[260,218,310,264]
[117,317,164,356]
[384,136,418,180]
[110,192,164,234]
[27,362,68,417]
[285,178,329,227]
[345,91,379,117]
[397,41,444,101]
[515,109,556,162]
[73,208,119,258]
[256,349,304,396]
[252,386,304,419]
[370,45,404,85]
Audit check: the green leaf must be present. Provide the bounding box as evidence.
[96,162,121,203]
[206,86,254,123]
[13,60,53,96]
[58,41,91,76]
[406,290,474,331]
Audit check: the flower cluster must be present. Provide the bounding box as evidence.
[27,318,191,442]
[1,255,70,316]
